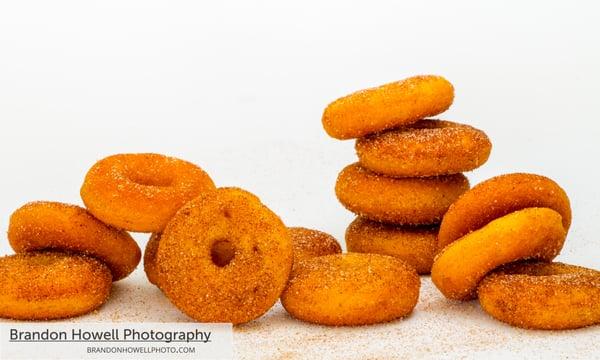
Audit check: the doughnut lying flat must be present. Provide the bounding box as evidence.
[281,253,420,326]
[156,187,292,324]
[478,262,600,330]
[322,75,454,139]
[0,252,112,320]
[345,217,437,274]
[8,201,140,281]
[355,119,491,177]
[81,153,216,233]
[335,163,469,224]
[143,233,161,286]
[438,173,571,249]
[289,227,341,269]
[431,208,566,300]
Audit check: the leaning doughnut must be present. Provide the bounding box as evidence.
[345,217,437,274]
[431,208,566,300]
[355,119,491,177]
[156,187,293,324]
[289,227,341,269]
[0,252,112,320]
[8,201,141,281]
[478,262,600,330]
[281,253,420,326]
[81,153,216,233]
[322,75,454,139]
[438,173,571,249]
[143,233,161,286]
[335,163,469,224]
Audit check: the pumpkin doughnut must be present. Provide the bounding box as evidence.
[156,187,292,324]
[81,153,216,233]
[431,208,566,301]
[322,75,454,139]
[335,163,469,224]
[355,119,492,177]
[478,262,600,330]
[289,227,341,269]
[281,253,420,326]
[0,252,112,320]
[8,201,141,281]
[438,173,571,249]
[143,233,161,286]
[345,217,437,274]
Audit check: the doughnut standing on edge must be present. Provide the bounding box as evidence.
[143,233,161,286]
[322,75,454,140]
[438,172,571,249]
[0,252,112,320]
[431,207,567,300]
[345,217,437,275]
[335,163,470,225]
[81,153,216,233]
[156,187,293,325]
[478,262,600,330]
[355,119,492,178]
[281,253,420,326]
[288,227,342,270]
[8,201,141,281]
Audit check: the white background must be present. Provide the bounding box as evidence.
[1,1,599,359]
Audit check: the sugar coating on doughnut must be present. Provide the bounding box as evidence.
[156,187,292,324]
[81,153,216,233]
[0,252,112,320]
[431,207,567,300]
[143,233,161,286]
[322,75,454,139]
[281,253,420,326]
[356,119,492,177]
[289,227,341,269]
[335,163,470,224]
[345,217,437,274]
[8,201,141,281]
[478,262,600,330]
[438,173,571,249]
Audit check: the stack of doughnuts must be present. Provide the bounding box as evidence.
[323,75,492,274]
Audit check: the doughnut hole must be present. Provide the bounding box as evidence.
[127,170,174,187]
[211,239,236,267]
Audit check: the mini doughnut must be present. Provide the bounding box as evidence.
[355,119,492,177]
[438,173,571,249]
[478,262,600,330]
[322,75,454,139]
[289,227,341,269]
[345,217,437,274]
[431,208,566,300]
[156,187,293,324]
[8,201,141,281]
[81,153,216,233]
[0,252,112,320]
[335,163,469,224]
[281,253,420,326]
[143,233,161,286]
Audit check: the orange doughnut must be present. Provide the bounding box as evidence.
[81,153,216,233]
[143,233,161,286]
[478,261,600,330]
[431,208,566,300]
[345,217,437,274]
[8,201,141,281]
[156,187,292,324]
[438,173,571,249]
[335,163,469,224]
[0,252,112,320]
[322,75,454,139]
[281,253,420,326]
[289,227,341,269]
[355,119,492,177]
